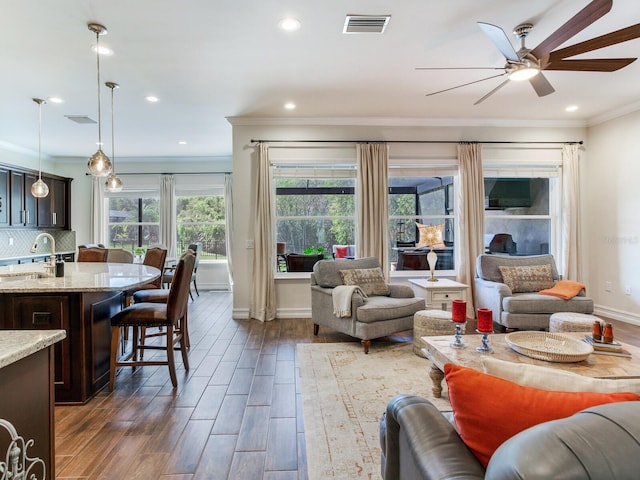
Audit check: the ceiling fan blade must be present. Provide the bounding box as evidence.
[545,58,637,71]
[547,23,640,61]
[529,73,555,97]
[425,73,507,97]
[530,0,612,60]
[477,22,519,62]
[474,79,510,105]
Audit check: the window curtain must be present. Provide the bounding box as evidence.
[225,173,234,288]
[457,143,485,319]
[250,143,276,321]
[160,174,177,259]
[562,144,582,281]
[356,143,389,278]
[91,176,106,245]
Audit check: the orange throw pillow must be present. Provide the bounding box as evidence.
[444,363,640,468]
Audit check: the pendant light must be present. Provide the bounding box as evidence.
[87,23,112,177]
[104,81,123,192]
[31,98,49,198]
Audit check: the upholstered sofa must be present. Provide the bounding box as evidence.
[474,253,593,331]
[380,394,640,480]
[310,257,424,353]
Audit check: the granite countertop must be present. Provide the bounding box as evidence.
[0,262,161,293]
[0,251,76,262]
[0,330,66,369]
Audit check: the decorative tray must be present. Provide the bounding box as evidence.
[505,331,593,363]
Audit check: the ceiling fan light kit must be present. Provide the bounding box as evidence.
[419,0,640,104]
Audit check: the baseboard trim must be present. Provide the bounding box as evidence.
[594,304,640,326]
[232,307,312,320]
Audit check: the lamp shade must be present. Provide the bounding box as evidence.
[105,174,123,192]
[88,149,112,176]
[31,178,49,198]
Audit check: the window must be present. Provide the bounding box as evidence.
[176,195,226,259]
[389,173,456,272]
[107,195,160,251]
[274,165,356,264]
[484,177,557,256]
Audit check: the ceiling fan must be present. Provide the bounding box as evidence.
[418,0,640,105]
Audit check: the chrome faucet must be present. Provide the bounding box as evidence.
[31,232,56,265]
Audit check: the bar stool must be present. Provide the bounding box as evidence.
[109,250,195,389]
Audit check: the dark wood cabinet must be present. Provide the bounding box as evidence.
[38,176,68,228]
[0,163,71,230]
[0,168,9,227]
[10,171,37,227]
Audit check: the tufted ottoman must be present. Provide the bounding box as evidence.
[549,312,600,334]
[413,309,464,357]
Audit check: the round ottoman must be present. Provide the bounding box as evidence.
[549,312,600,334]
[413,309,465,357]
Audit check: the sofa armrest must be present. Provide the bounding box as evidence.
[310,285,366,307]
[381,394,484,480]
[473,277,512,325]
[387,283,415,298]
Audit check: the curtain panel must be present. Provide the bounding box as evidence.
[91,176,106,245]
[457,143,485,319]
[250,143,277,321]
[356,143,390,278]
[160,174,177,259]
[562,144,582,281]
[225,173,234,287]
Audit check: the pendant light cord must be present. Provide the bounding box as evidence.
[96,30,102,148]
[110,84,116,174]
[37,100,43,180]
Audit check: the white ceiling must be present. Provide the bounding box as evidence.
[1,0,639,160]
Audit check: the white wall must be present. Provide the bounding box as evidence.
[586,111,640,324]
[229,119,587,319]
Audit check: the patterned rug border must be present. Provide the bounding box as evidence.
[298,341,450,480]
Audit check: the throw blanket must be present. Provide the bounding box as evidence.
[333,285,368,317]
[539,280,586,300]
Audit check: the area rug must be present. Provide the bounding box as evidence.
[298,341,451,480]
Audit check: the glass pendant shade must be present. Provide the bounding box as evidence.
[31,98,49,198]
[105,174,123,192]
[31,178,49,198]
[88,149,112,176]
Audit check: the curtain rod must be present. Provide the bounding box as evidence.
[250,139,583,145]
[85,171,231,176]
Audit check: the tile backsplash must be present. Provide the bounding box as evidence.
[0,229,76,259]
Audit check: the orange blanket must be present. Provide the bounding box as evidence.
[539,280,586,300]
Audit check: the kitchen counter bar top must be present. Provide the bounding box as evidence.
[0,262,160,293]
[0,329,66,369]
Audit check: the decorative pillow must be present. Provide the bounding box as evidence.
[482,356,640,394]
[339,267,390,296]
[334,246,348,258]
[444,363,640,468]
[415,222,445,249]
[498,264,554,293]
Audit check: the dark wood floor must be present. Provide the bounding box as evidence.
[54,291,640,479]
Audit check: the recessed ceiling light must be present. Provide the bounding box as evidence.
[565,105,579,112]
[284,102,296,110]
[145,96,159,102]
[91,45,113,56]
[178,141,187,145]
[279,17,301,31]
[47,96,63,104]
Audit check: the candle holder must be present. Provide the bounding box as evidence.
[450,322,466,348]
[476,329,494,353]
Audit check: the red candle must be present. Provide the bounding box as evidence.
[451,299,466,323]
[477,308,493,333]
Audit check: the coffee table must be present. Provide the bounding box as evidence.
[421,332,640,398]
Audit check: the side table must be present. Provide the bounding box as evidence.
[408,278,468,311]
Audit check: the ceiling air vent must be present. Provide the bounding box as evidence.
[343,15,391,34]
[65,115,96,124]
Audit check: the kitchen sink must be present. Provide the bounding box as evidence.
[0,272,49,282]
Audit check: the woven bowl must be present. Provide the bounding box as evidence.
[505,331,593,363]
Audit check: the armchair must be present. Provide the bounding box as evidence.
[474,254,593,331]
[310,257,424,353]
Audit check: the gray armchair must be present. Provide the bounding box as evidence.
[310,257,425,353]
[474,254,593,331]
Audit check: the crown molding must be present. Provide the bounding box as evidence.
[587,99,640,127]
[226,116,587,129]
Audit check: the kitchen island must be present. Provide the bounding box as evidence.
[0,262,160,404]
[0,329,66,479]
